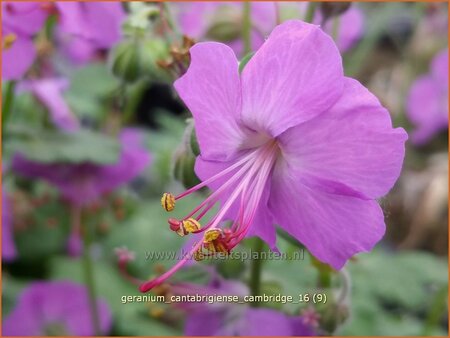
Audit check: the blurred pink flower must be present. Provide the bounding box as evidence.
[140,20,407,292]
[12,129,151,207]
[406,49,448,145]
[176,2,276,57]
[175,2,364,56]
[2,190,17,261]
[25,78,79,132]
[1,2,48,80]
[317,6,364,52]
[2,281,112,336]
[55,2,125,64]
[170,276,316,336]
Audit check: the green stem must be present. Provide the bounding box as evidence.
[76,206,101,336]
[331,16,340,42]
[242,2,252,55]
[2,81,16,132]
[304,2,317,23]
[249,238,264,307]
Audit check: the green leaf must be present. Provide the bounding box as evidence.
[7,126,120,164]
[68,63,119,98]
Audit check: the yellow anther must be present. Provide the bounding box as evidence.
[193,250,204,261]
[2,33,16,50]
[204,229,222,243]
[161,193,175,212]
[182,218,201,233]
[203,241,216,253]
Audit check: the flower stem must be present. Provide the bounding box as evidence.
[2,81,16,132]
[249,238,264,307]
[304,2,317,23]
[331,16,340,42]
[242,2,252,55]
[76,206,101,336]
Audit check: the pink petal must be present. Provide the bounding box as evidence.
[269,171,386,269]
[241,20,344,137]
[29,78,80,132]
[2,2,47,36]
[278,77,407,199]
[175,42,248,161]
[325,6,364,52]
[2,35,36,80]
[407,75,447,145]
[431,49,448,86]
[81,2,125,48]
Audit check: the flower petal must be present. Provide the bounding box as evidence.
[241,20,344,137]
[269,170,386,269]
[29,78,80,132]
[431,49,448,86]
[2,34,36,80]
[278,77,407,199]
[407,75,447,145]
[240,308,294,336]
[175,42,247,161]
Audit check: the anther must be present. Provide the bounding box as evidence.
[182,218,201,233]
[161,193,175,212]
[204,229,222,243]
[168,218,181,232]
[2,33,16,50]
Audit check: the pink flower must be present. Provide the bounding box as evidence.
[2,190,17,261]
[12,129,151,207]
[25,78,79,132]
[140,20,407,292]
[175,2,364,56]
[2,281,112,336]
[1,2,48,80]
[55,2,125,64]
[406,49,448,145]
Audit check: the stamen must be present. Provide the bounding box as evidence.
[2,33,16,50]
[142,141,280,293]
[161,192,176,211]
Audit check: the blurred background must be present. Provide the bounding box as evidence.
[1,1,448,336]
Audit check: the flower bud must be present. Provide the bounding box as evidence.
[173,148,200,189]
[319,3,351,23]
[109,38,169,83]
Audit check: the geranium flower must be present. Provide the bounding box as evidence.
[189,277,316,335]
[24,78,79,132]
[2,190,17,261]
[2,2,48,80]
[406,49,448,145]
[149,271,316,336]
[13,129,151,256]
[175,2,277,57]
[2,281,111,336]
[140,20,407,292]
[175,2,363,56]
[314,5,364,52]
[55,2,125,64]
[12,129,151,207]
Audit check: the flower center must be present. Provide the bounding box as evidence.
[140,140,279,292]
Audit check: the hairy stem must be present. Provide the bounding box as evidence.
[242,2,252,55]
[304,2,317,23]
